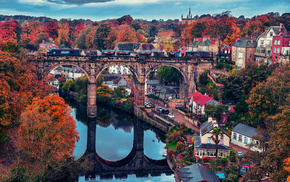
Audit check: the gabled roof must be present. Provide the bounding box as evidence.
[177,164,220,182]
[200,121,230,137]
[195,143,231,150]
[232,39,257,48]
[232,123,258,137]
[189,91,213,106]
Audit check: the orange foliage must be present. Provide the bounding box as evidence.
[18,95,80,161]
[21,21,43,47]
[116,25,137,42]
[57,21,72,47]
[0,20,21,43]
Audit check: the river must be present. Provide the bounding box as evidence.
[66,99,175,182]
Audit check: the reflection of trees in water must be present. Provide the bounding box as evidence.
[63,95,166,140]
[97,106,112,127]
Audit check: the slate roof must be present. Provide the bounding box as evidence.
[200,121,230,137]
[152,85,177,94]
[146,80,162,85]
[232,123,258,137]
[177,164,220,182]
[187,41,199,47]
[232,39,257,48]
[189,91,214,106]
[206,99,219,106]
[116,42,140,51]
[141,43,155,50]
[195,143,232,150]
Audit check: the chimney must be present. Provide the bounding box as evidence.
[236,35,240,42]
[208,116,213,123]
[212,118,218,127]
[279,23,284,36]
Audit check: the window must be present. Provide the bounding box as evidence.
[270,32,273,36]
[220,152,223,157]
[208,137,211,143]
[233,132,237,140]
[239,134,242,142]
[274,40,277,45]
[278,40,280,45]
[274,48,276,53]
[244,137,248,144]
[277,48,280,53]
[250,138,252,143]
[260,40,264,45]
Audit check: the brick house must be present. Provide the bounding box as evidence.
[187,37,220,56]
[232,39,256,69]
[271,24,290,64]
[255,25,288,65]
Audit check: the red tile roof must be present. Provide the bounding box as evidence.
[189,91,213,106]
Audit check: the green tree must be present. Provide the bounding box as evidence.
[94,23,111,50]
[210,128,224,157]
[157,66,180,85]
[114,87,127,98]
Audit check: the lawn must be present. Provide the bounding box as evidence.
[167,142,177,151]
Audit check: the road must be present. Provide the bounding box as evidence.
[145,97,199,133]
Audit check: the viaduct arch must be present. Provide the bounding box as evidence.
[32,56,213,117]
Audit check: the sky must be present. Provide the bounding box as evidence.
[0,0,289,21]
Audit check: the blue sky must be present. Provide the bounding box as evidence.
[0,0,289,21]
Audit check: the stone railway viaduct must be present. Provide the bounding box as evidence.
[32,56,213,117]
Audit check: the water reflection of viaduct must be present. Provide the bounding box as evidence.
[33,56,213,117]
[79,117,173,180]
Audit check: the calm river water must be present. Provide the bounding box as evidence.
[66,99,175,182]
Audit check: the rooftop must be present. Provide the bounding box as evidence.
[232,123,258,137]
[177,163,220,182]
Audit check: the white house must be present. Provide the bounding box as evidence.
[188,91,218,115]
[109,65,130,75]
[231,123,263,152]
[255,26,288,65]
[194,116,231,158]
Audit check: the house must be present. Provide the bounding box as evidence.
[255,25,288,65]
[151,85,179,99]
[231,123,262,152]
[194,116,231,159]
[39,40,58,52]
[271,24,290,64]
[145,80,162,95]
[187,37,220,56]
[217,44,231,59]
[232,39,257,69]
[109,65,130,74]
[177,163,220,182]
[188,91,218,115]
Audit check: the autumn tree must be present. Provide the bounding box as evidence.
[44,21,59,40]
[247,64,290,128]
[57,20,72,47]
[18,95,79,161]
[0,20,22,43]
[21,21,43,50]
